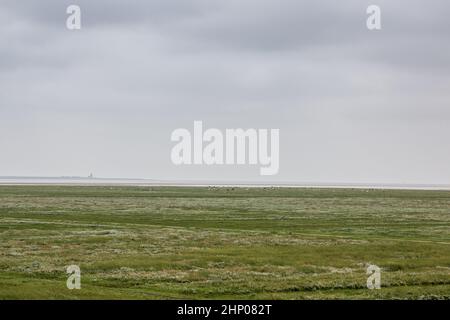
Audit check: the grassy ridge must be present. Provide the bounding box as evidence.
[0,186,449,299]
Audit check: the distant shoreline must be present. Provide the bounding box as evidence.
[0,177,449,191]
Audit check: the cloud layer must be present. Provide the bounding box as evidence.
[1,0,449,183]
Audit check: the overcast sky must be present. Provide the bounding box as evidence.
[1,0,449,184]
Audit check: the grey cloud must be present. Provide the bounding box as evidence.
[0,0,449,183]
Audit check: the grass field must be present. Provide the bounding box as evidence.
[0,185,449,299]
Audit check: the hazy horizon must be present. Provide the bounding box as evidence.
[1,175,450,190]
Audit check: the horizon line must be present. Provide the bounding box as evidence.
[0,176,450,190]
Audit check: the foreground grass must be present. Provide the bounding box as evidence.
[0,186,449,299]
